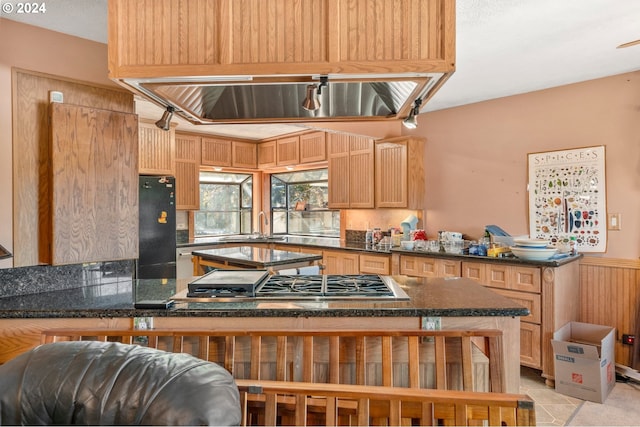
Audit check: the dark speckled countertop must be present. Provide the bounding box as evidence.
[0,274,528,319]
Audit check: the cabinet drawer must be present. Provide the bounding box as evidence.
[485,264,510,289]
[359,254,390,275]
[492,289,541,324]
[461,261,485,283]
[519,322,542,369]
[510,266,541,293]
[400,256,460,278]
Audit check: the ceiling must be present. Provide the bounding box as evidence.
[4,0,640,139]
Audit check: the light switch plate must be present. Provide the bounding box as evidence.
[608,213,621,230]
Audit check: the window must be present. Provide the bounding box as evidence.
[271,169,339,238]
[195,172,252,237]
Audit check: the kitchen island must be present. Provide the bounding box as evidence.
[0,274,527,392]
[192,246,323,275]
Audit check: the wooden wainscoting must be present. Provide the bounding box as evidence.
[578,256,640,367]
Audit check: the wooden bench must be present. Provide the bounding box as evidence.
[42,328,505,392]
[235,379,536,426]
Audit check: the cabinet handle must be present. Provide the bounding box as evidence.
[178,252,192,257]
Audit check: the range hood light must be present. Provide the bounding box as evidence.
[302,84,320,111]
[403,98,422,129]
[155,106,175,130]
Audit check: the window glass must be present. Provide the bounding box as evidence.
[270,169,339,238]
[195,172,252,237]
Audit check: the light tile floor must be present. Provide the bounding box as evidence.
[519,366,582,426]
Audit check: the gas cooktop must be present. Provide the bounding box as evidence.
[184,271,409,301]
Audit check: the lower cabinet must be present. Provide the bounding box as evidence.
[461,260,579,384]
[359,254,390,275]
[399,255,461,278]
[323,250,359,275]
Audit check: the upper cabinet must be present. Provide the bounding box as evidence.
[375,136,425,209]
[138,121,175,175]
[276,136,300,166]
[327,133,374,208]
[107,0,455,124]
[201,137,256,168]
[48,103,138,265]
[299,131,327,163]
[175,133,201,210]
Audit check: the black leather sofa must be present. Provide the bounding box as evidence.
[0,341,241,425]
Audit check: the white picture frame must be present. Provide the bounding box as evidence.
[527,146,606,252]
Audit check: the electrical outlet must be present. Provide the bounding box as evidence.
[422,316,441,330]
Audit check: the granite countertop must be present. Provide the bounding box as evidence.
[179,235,583,266]
[0,274,528,319]
[193,246,323,268]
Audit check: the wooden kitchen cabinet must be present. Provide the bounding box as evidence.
[48,103,138,265]
[299,131,327,163]
[257,141,277,168]
[399,255,461,278]
[461,259,579,384]
[201,138,257,168]
[138,120,175,175]
[323,250,359,275]
[201,137,232,167]
[174,133,201,210]
[276,136,299,166]
[328,133,374,208]
[359,253,391,275]
[108,1,455,108]
[375,136,425,209]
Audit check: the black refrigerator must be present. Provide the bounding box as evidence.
[137,175,177,279]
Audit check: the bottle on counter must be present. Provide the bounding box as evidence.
[365,229,373,248]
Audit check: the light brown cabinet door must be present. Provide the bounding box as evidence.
[328,133,374,209]
[201,137,232,167]
[138,121,174,175]
[232,141,257,168]
[299,131,326,163]
[257,141,277,168]
[327,133,350,208]
[375,141,408,208]
[323,250,359,275]
[276,136,300,166]
[519,322,542,369]
[175,133,201,210]
[359,254,390,275]
[48,103,138,265]
[400,256,460,278]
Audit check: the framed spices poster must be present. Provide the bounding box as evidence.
[527,146,606,252]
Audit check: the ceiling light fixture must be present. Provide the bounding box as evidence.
[402,98,422,129]
[302,76,328,111]
[155,106,175,130]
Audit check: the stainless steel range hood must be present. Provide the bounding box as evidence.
[119,73,446,125]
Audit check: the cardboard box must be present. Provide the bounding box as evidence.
[552,322,616,403]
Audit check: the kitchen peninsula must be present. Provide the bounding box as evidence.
[0,273,527,393]
[192,246,322,275]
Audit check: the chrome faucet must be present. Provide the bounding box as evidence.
[257,211,269,237]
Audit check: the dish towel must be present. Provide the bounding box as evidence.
[278,268,298,275]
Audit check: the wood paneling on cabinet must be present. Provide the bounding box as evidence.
[257,141,276,168]
[359,253,390,275]
[323,250,359,275]
[12,69,134,267]
[108,0,454,77]
[48,103,138,265]
[299,131,326,163]
[328,133,374,208]
[201,137,232,166]
[138,121,175,175]
[276,136,299,166]
[175,133,201,210]
[375,137,425,209]
[232,141,257,168]
[399,255,460,278]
